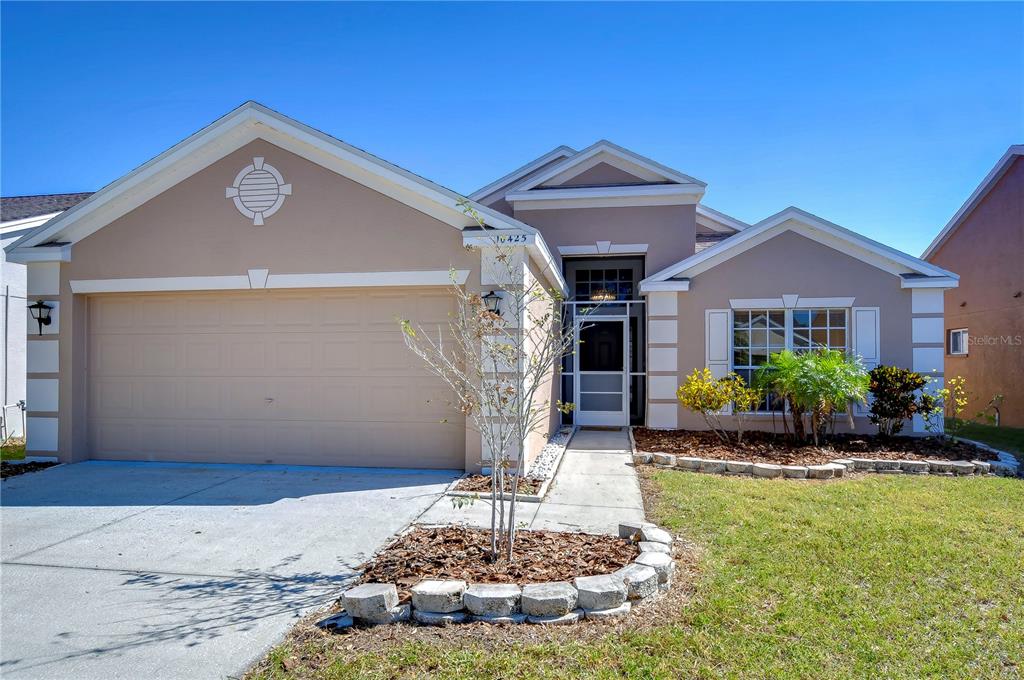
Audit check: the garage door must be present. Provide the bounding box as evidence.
[87,288,464,468]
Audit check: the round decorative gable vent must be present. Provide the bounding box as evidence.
[225,157,292,225]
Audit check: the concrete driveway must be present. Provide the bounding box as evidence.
[0,461,458,680]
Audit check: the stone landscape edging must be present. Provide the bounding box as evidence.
[633,450,1018,479]
[323,519,675,630]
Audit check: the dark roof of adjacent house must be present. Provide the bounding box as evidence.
[0,192,93,222]
[695,232,731,252]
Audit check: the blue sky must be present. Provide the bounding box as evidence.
[2,2,1021,256]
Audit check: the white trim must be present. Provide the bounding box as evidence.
[648,319,678,344]
[27,340,59,374]
[912,317,945,344]
[247,268,269,289]
[646,402,678,429]
[506,183,704,210]
[646,291,677,317]
[469,145,576,201]
[911,288,945,314]
[512,139,707,193]
[696,204,748,233]
[26,416,58,452]
[648,347,677,372]
[541,151,666,186]
[0,211,63,233]
[27,262,61,296]
[557,243,649,256]
[26,378,59,412]
[913,347,944,374]
[852,307,881,365]
[922,145,1024,259]
[641,280,690,292]
[948,328,969,356]
[6,244,71,264]
[728,296,856,310]
[648,375,679,401]
[641,206,958,290]
[900,276,959,289]
[69,269,470,294]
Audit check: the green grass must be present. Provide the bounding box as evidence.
[952,419,1024,461]
[0,439,26,461]
[250,473,1024,679]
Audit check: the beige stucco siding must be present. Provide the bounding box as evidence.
[662,230,913,432]
[49,140,478,466]
[516,204,697,274]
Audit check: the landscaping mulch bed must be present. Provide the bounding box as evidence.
[1,461,57,479]
[634,428,997,467]
[358,526,638,600]
[454,474,543,495]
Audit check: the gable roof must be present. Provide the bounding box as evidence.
[1,193,92,222]
[696,204,748,233]
[4,101,566,291]
[468,145,576,203]
[922,144,1024,260]
[641,206,958,292]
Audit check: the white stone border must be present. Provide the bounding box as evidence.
[633,451,1018,479]
[322,520,676,629]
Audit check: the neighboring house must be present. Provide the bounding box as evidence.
[4,102,957,470]
[1,194,92,438]
[923,145,1024,427]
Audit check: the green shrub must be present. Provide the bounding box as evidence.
[677,368,763,445]
[868,365,930,436]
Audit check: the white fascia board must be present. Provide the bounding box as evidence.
[696,204,749,232]
[507,184,705,211]
[640,279,690,292]
[900,276,959,289]
[468,145,577,202]
[512,139,707,193]
[921,145,1024,260]
[6,244,72,264]
[557,243,649,256]
[0,212,63,233]
[641,206,959,286]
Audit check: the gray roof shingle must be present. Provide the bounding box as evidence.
[1,192,93,222]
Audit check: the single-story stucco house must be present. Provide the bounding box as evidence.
[5,102,958,471]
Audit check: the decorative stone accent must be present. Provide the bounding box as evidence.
[574,574,627,610]
[411,579,466,613]
[584,602,632,619]
[316,611,354,630]
[617,563,659,600]
[652,453,676,466]
[950,461,976,476]
[632,453,652,465]
[874,460,901,472]
[521,582,577,617]
[342,583,399,620]
[635,551,674,584]
[618,521,650,540]
[850,458,876,471]
[900,460,930,474]
[927,460,954,474]
[971,460,992,474]
[676,456,702,470]
[364,603,411,625]
[639,525,673,545]
[782,465,808,479]
[725,461,752,474]
[831,458,855,471]
[413,609,468,626]
[826,463,847,478]
[752,463,783,478]
[527,609,584,625]
[638,541,670,554]
[472,613,529,624]
[806,464,835,480]
[464,583,521,616]
[699,459,728,474]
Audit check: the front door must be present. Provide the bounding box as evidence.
[575,318,628,426]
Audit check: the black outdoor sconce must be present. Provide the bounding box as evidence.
[28,300,53,335]
[481,290,502,316]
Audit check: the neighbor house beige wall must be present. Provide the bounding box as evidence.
[927,157,1024,426]
[515,204,698,275]
[654,230,915,434]
[44,139,481,466]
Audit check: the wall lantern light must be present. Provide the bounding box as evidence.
[28,300,53,335]
[481,290,502,316]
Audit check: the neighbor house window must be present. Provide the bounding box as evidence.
[949,328,968,356]
[732,308,850,411]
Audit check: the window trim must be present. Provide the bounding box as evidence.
[948,328,969,356]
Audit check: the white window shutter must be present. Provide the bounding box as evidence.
[706,309,732,415]
[852,307,880,416]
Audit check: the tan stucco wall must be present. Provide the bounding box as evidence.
[515,204,697,275]
[663,230,914,433]
[52,139,482,465]
[550,162,648,187]
[928,157,1024,426]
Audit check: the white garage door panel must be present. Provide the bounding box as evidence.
[87,289,464,468]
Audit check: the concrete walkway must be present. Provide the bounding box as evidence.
[419,428,645,535]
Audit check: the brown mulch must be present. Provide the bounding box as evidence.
[454,474,543,495]
[634,428,997,466]
[1,461,57,479]
[358,526,638,602]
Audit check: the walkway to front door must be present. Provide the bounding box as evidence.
[419,427,645,535]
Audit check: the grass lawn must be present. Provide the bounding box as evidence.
[250,473,1023,679]
[1,439,26,461]
[952,420,1024,462]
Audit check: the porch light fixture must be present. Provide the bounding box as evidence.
[590,288,616,302]
[28,300,53,335]
[481,290,502,316]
